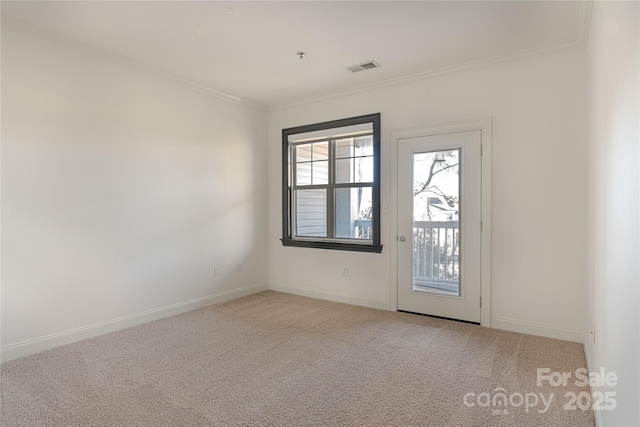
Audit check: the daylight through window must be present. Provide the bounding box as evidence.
[281,114,382,252]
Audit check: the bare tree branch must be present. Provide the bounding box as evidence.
[414,162,459,196]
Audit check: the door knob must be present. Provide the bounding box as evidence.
[399,235,406,242]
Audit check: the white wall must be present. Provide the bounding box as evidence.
[3,10,637,421]
[1,24,268,360]
[585,2,639,426]
[268,50,588,342]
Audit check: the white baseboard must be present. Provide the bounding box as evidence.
[491,316,584,343]
[583,338,603,427]
[1,283,268,362]
[268,283,390,310]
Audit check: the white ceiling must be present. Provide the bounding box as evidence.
[2,1,590,107]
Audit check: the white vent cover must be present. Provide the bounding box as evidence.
[345,60,381,73]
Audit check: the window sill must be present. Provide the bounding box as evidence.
[281,239,383,253]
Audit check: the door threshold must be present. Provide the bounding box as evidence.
[397,310,480,326]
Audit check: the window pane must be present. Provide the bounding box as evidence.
[335,187,373,239]
[335,158,352,183]
[335,138,354,159]
[296,144,311,162]
[296,162,311,186]
[313,141,329,161]
[354,156,373,183]
[312,160,328,185]
[295,189,327,237]
[282,113,380,251]
[413,149,460,296]
[354,136,373,156]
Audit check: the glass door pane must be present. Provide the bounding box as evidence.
[413,149,460,296]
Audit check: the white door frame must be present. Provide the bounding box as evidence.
[389,118,492,327]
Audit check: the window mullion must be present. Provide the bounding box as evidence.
[326,139,335,239]
[333,182,372,189]
[291,145,296,237]
[294,184,328,190]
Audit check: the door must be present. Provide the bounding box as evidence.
[397,130,481,323]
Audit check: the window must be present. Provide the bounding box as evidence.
[281,113,382,252]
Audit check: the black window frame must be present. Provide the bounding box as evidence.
[281,113,382,253]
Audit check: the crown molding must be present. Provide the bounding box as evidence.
[2,0,593,112]
[1,15,268,111]
[269,0,593,111]
[575,0,594,49]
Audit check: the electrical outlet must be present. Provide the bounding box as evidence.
[342,267,349,276]
[237,262,243,272]
[214,266,220,277]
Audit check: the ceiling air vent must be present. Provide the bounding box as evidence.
[345,60,381,73]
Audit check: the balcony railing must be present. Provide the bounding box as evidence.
[354,219,373,239]
[355,219,460,295]
[413,220,459,294]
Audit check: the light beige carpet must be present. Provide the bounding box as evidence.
[1,291,594,426]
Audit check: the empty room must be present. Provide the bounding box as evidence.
[1,1,638,426]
